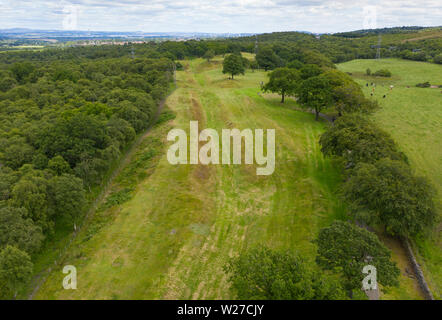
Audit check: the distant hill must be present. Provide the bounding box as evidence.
[0,29,255,41]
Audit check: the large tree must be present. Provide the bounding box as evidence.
[319,69,376,116]
[319,114,407,166]
[225,246,347,300]
[222,54,245,80]
[0,207,44,254]
[256,48,281,71]
[48,155,72,176]
[262,67,300,103]
[48,174,86,222]
[299,64,323,80]
[316,221,400,297]
[203,49,215,62]
[11,174,49,230]
[0,245,33,298]
[343,159,437,237]
[297,76,333,120]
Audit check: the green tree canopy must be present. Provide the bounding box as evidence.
[262,67,301,103]
[297,75,333,120]
[300,64,323,80]
[316,221,400,296]
[225,246,347,300]
[319,69,376,115]
[203,49,215,62]
[256,48,281,71]
[11,174,50,230]
[319,114,407,166]
[0,207,44,254]
[48,155,72,175]
[343,159,437,237]
[0,245,33,298]
[286,59,304,69]
[222,54,245,80]
[48,173,86,222]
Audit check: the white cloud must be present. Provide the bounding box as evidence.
[0,0,440,33]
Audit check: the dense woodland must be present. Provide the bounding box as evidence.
[0,27,439,298]
[0,50,174,297]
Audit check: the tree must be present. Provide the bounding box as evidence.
[0,245,33,298]
[222,54,245,80]
[262,68,300,103]
[48,174,86,222]
[299,64,323,80]
[225,246,347,300]
[0,76,17,92]
[316,221,400,297]
[301,49,335,68]
[203,49,215,62]
[256,48,280,71]
[298,76,333,120]
[286,60,303,69]
[10,62,35,84]
[319,69,375,115]
[373,69,391,77]
[0,141,35,170]
[343,159,436,237]
[0,167,19,201]
[434,54,442,64]
[0,207,44,254]
[11,174,49,230]
[319,114,407,165]
[48,155,72,175]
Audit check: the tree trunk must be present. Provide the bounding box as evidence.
[231,74,234,80]
[281,92,285,103]
[315,109,319,121]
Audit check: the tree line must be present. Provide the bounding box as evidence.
[221,46,436,299]
[0,53,174,297]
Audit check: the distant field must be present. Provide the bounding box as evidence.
[34,57,423,299]
[338,58,442,298]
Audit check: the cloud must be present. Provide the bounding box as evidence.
[0,0,440,33]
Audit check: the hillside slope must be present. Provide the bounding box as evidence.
[35,57,423,299]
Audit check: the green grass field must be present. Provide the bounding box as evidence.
[34,57,424,300]
[338,58,442,298]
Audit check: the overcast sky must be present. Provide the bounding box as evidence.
[0,0,441,33]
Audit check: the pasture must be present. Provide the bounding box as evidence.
[338,58,442,298]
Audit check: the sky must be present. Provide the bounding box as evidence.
[0,0,441,34]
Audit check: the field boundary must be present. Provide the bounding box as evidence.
[306,106,432,300]
[402,238,434,300]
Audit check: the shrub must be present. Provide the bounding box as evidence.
[416,81,431,88]
[373,69,391,77]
